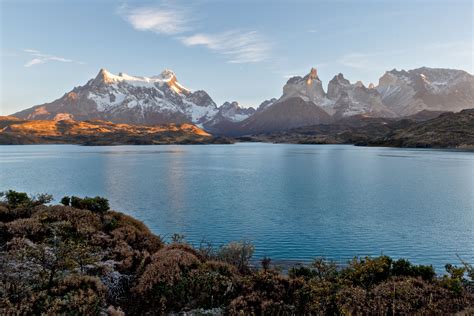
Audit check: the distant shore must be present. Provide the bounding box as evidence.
[2,109,473,149]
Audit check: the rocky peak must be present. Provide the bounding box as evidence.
[327,73,351,100]
[282,67,325,102]
[354,81,365,88]
[257,98,277,111]
[221,101,240,110]
[305,67,319,85]
[156,69,177,81]
[91,68,116,86]
[187,90,216,108]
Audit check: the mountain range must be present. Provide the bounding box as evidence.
[11,66,474,136]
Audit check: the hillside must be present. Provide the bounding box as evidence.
[368,108,474,148]
[239,109,474,149]
[0,118,231,145]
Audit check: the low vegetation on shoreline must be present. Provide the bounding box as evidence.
[1,191,473,315]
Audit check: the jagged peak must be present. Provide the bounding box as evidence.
[304,67,321,85]
[221,101,240,109]
[155,69,177,81]
[354,80,365,88]
[330,73,350,86]
[286,67,321,85]
[93,68,117,84]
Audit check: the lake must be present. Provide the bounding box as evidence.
[1,143,473,271]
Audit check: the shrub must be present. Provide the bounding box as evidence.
[60,196,70,206]
[216,240,255,273]
[70,196,109,214]
[2,190,30,208]
[34,275,107,314]
[227,270,294,315]
[133,246,202,313]
[342,255,393,289]
[391,258,435,281]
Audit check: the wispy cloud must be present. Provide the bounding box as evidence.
[338,53,373,69]
[120,4,271,64]
[23,49,83,67]
[180,31,271,64]
[121,5,190,35]
[338,49,407,70]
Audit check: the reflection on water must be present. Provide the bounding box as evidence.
[1,143,473,271]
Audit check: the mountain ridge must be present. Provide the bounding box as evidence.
[11,66,474,135]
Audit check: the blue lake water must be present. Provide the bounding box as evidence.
[1,143,473,271]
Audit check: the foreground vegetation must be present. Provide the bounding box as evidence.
[1,191,473,315]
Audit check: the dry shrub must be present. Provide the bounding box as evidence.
[335,285,369,315]
[187,260,239,308]
[5,217,48,241]
[0,204,32,222]
[294,279,337,314]
[135,246,201,293]
[133,246,201,312]
[106,211,162,253]
[227,271,294,315]
[33,205,102,237]
[37,275,106,314]
[368,277,473,314]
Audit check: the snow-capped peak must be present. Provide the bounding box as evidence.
[90,68,189,93]
[155,69,177,81]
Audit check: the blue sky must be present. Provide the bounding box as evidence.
[1,0,472,115]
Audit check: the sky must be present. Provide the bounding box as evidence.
[0,0,473,115]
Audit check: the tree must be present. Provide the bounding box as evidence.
[2,190,30,208]
[60,196,70,206]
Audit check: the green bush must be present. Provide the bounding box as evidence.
[60,196,70,206]
[2,190,30,208]
[391,258,435,281]
[70,196,109,214]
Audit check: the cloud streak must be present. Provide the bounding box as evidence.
[120,5,271,64]
[23,49,83,67]
[180,31,271,64]
[122,6,190,35]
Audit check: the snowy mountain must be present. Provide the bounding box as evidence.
[11,66,473,136]
[377,67,474,116]
[211,101,255,123]
[13,69,219,125]
[202,101,256,133]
